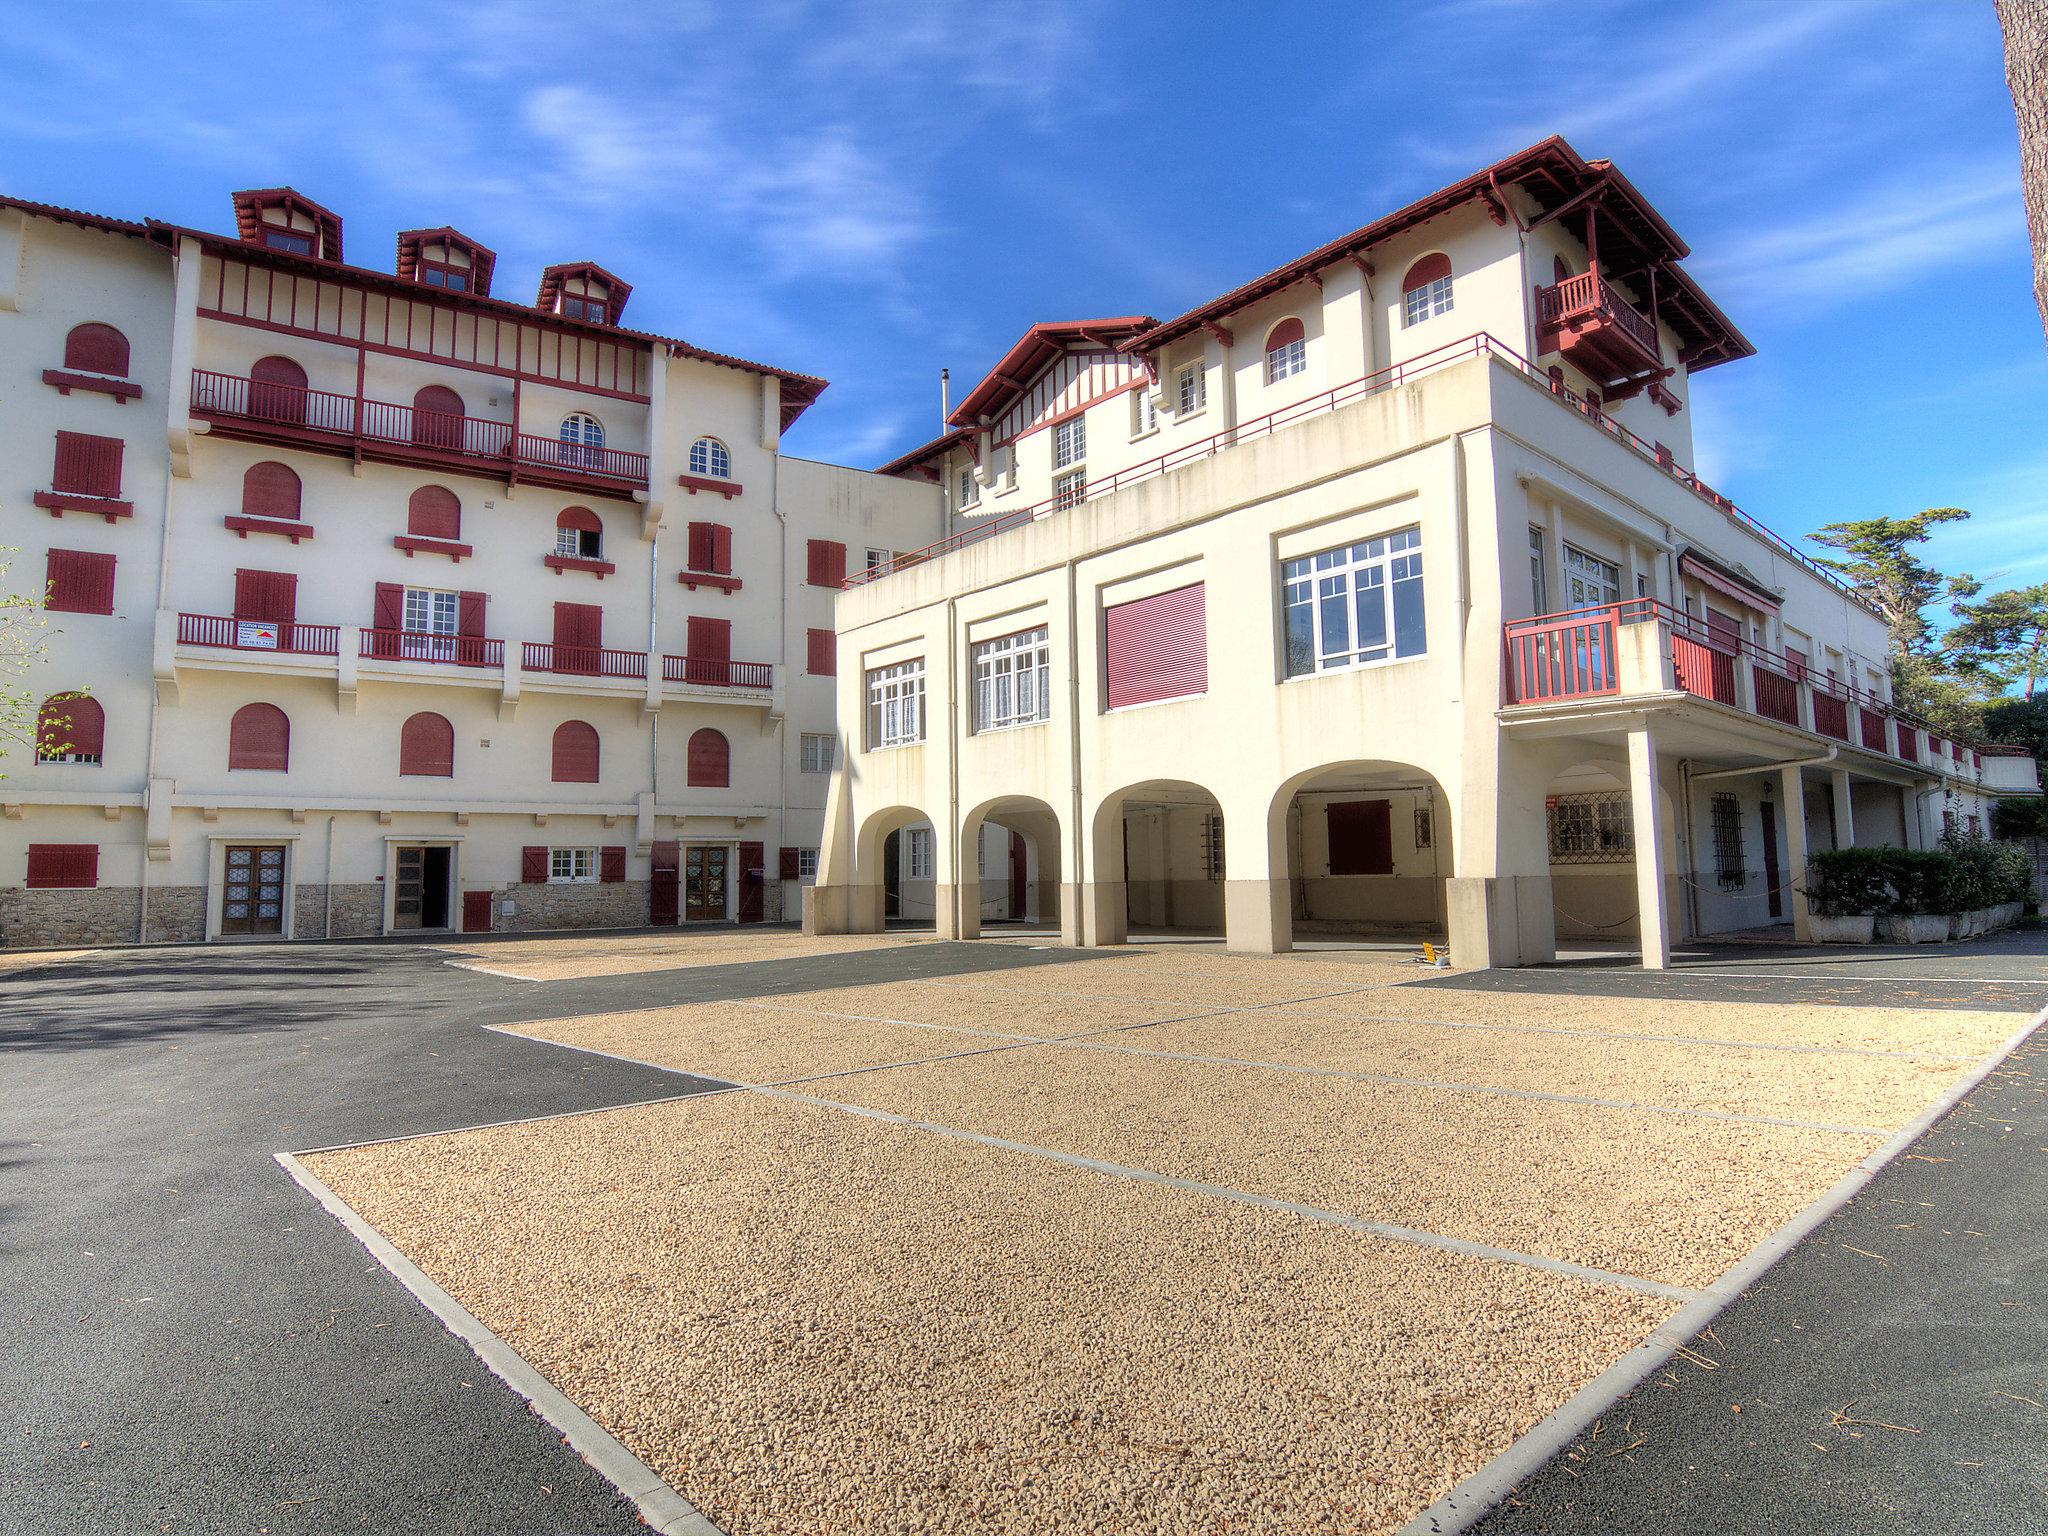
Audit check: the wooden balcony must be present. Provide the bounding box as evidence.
[190,369,649,499]
[360,628,504,669]
[178,612,339,656]
[1535,265,1663,389]
[520,642,648,680]
[661,655,773,690]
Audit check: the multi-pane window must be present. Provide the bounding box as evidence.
[1201,813,1225,880]
[1710,793,1746,892]
[1054,470,1086,511]
[865,547,894,573]
[958,467,979,508]
[1176,362,1205,416]
[1402,272,1453,326]
[1282,528,1426,678]
[1131,388,1157,437]
[559,412,604,466]
[555,522,602,559]
[403,588,459,659]
[1054,416,1085,469]
[1547,792,1634,863]
[903,826,933,880]
[800,732,838,773]
[797,847,820,883]
[550,847,597,883]
[689,437,731,478]
[1265,334,1306,384]
[866,659,926,749]
[972,627,1051,732]
[1562,545,1621,609]
[1529,527,1548,612]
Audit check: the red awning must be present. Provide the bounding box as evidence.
[1679,550,1779,615]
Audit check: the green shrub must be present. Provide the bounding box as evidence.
[1808,840,2035,917]
[1805,847,1895,917]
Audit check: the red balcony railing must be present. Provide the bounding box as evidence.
[191,369,649,488]
[1859,705,1888,753]
[1535,265,1662,361]
[1894,724,1919,763]
[1752,662,1799,726]
[1501,605,1623,702]
[1671,628,1737,706]
[178,612,339,656]
[521,642,647,679]
[1812,685,1850,741]
[661,655,773,689]
[360,629,503,668]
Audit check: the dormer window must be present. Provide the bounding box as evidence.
[263,228,313,255]
[562,293,604,323]
[396,228,497,297]
[536,262,631,326]
[420,259,467,291]
[231,189,343,263]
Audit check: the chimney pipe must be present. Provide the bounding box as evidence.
[940,367,950,430]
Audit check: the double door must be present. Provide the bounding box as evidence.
[221,845,286,936]
[684,846,729,922]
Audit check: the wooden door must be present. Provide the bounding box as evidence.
[650,840,680,925]
[553,601,602,675]
[394,846,427,930]
[1760,802,1783,920]
[684,846,729,922]
[461,890,494,933]
[221,844,285,935]
[1009,830,1027,918]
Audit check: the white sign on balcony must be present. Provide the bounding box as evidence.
[236,620,280,649]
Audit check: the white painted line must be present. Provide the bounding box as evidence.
[274,1152,725,1536]
[441,959,545,982]
[1620,969,2047,987]
[1400,1001,2048,1536]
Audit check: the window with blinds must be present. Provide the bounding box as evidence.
[1103,583,1206,710]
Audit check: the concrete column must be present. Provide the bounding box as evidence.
[1223,878,1289,954]
[1058,882,1084,947]
[1780,766,1813,941]
[1627,723,1672,970]
[1830,767,1856,849]
[803,883,883,935]
[1081,881,1126,945]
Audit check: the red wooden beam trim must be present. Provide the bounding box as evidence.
[678,571,743,593]
[42,370,142,402]
[1201,320,1234,347]
[34,492,134,522]
[392,534,474,561]
[223,514,314,543]
[542,554,617,578]
[676,473,742,499]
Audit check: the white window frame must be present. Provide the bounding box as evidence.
[971,626,1051,733]
[797,847,819,884]
[903,826,933,881]
[865,547,893,573]
[555,522,602,560]
[402,587,460,661]
[559,412,604,467]
[1403,273,1454,327]
[1053,469,1086,511]
[1130,387,1158,439]
[1265,335,1306,385]
[1282,527,1426,678]
[1562,544,1621,610]
[1176,362,1205,417]
[800,732,837,774]
[1053,416,1085,470]
[688,437,731,478]
[549,847,598,883]
[958,466,980,508]
[866,659,926,750]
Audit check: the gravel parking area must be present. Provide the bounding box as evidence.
[300,941,2039,1534]
[443,929,937,981]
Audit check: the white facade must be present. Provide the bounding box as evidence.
[0,190,942,946]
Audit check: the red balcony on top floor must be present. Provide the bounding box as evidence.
[189,369,649,499]
[1535,264,1664,390]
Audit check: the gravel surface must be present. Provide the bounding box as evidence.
[750,983,1212,1037]
[305,1092,1672,1536]
[446,931,937,981]
[916,961,1399,1007]
[821,1045,1877,1289]
[0,948,94,973]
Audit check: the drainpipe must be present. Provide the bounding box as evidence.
[648,528,661,822]
[945,593,961,937]
[1067,559,1086,942]
[323,814,336,937]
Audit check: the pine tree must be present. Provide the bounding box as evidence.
[1998,0,2048,347]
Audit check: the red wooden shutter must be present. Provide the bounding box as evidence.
[600,845,626,883]
[45,549,117,615]
[411,385,465,449]
[686,521,713,571]
[711,524,733,575]
[1266,317,1305,353]
[407,485,461,540]
[1403,253,1452,295]
[26,843,98,888]
[64,323,130,377]
[554,601,600,649]
[1103,583,1207,709]
[242,462,301,520]
[234,570,297,624]
[778,846,801,880]
[806,628,836,675]
[227,703,289,772]
[521,845,548,882]
[373,581,405,633]
[37,694,104,762]
[458,591,486,635]
[399,712,454,777]
[556,505,600,535]
[806,539,846,587]
[687,728,730,787]
[53,431,123,498]
[686,616,730,661]
[551,720,599,782]
[1327,800,1393,876]
[737,841,765,922]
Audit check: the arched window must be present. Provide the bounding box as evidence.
[407,485,461,541]
[554,505,602,560]
[228,703,290,772]
[686,727,730,787]
[560,412,604,468]
[1553,255,1573,285]
[64,323,130,378]
[249,355,308,424]
[398,712,454,777]
[411,385,465,450]
[1401,254,1453,327]
[551,720,599,783]
[688,437,731,479]
[242,461,302,521]
[36,693,104,764]
[1264,317,1306,385]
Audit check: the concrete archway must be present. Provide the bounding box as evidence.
[1263,759,1455,953]
[851,804,941,934]
[957,794,1065,940]
[1086,779,1228,946]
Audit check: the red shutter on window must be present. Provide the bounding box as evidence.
[64,323,129,377]
[738,841,765,922]
[53,431,123,498]
[26,843,98,889]
[806,539,846,587]
[686,616,730,661]
[1327,800,1393,876]
[234,569,297,624]
[686,521,713,571]
[38,693,105,761]
[1266,317,1305,353]
[1403,253,1452,294]
[373,581,405,632]
[551,720,599,782]
[600,845,626,883]
[778,846,801,880]
[399,712,454,777]
[557,505,600,534]
[687,728,730,787]
[227,703,289,772]
[45,549,117,615]
[553,601,601,650]
[711,524,733,575]
[407,485,461,540]
[521,845,549,882]
[458,591,486,636]
[1104,583,1206,709]
[242,462,301,520]
[806,627,836,675]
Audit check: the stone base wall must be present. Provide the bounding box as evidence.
[1,886,145,948]
[292,883,385,939]
[143,887,207,945]
[498,880,651,933]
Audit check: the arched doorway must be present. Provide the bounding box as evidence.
[1266,760,1453,951]
[857,805,939,932]
[959,795,1063,939]
[1089,780,1228,944]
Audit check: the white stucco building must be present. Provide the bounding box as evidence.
[0,187,942,946]
[809,137,2038,968]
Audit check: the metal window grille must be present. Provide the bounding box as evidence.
[1710,792,1747,891]
[1546,792,1634,864]
[1201,812,1225,880]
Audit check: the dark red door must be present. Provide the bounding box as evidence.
[1009,830,1027,918]
[461,890,493,932]
[737,840,765,923]
[1761,801,1783,920]
[649,840,679,925]
[554,601,601,675]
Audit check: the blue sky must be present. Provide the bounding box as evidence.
[6,1,2041,603]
